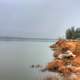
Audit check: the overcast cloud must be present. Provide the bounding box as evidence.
[0,0,80,38]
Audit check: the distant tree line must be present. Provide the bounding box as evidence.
[66,27,80,39]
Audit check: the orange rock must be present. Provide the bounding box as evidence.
[47,60,64,71]
[47,39,80,75]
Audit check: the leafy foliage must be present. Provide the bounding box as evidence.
[66,27,80,39]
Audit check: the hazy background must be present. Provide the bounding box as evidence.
[0,0,80,80]
[0,0,80,38]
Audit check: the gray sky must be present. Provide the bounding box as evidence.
[0,0,80,38]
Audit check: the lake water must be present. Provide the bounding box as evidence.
[0,41,53,80]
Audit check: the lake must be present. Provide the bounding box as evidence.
[0,41,53,80]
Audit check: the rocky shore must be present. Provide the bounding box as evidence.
[32,39,80,80]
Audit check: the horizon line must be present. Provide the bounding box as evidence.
[0,36,59,42]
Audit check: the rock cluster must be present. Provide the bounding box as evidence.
[46,39,80,80]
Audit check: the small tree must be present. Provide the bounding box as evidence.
[66,27,80,39]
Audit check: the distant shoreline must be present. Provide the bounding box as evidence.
[0,37,57,42]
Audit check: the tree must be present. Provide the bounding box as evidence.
[66,27,80,39]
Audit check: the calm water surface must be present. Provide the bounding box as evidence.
[0,41,53,80]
